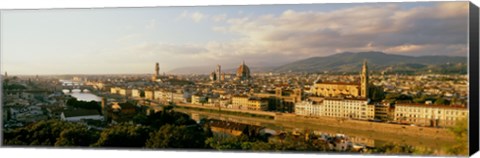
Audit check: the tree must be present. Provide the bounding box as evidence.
[369,85,385,102]
[55,127,99,147]
[3,120,88,146]
[141,110,196,129]
[434,98,450,105]
[132,113,148,125]
[447,118,468,156]
[66,98,102,113]
[92,123,152,147]
[145,124,207,148]
[205,136,243,150]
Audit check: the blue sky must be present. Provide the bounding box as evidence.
[1,1,468,75]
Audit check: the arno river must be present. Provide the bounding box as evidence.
[60,80,101,102]
[59,80,453,153]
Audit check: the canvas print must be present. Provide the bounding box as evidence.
[0,1,471,156]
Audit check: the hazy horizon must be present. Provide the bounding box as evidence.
[1,1,469,75]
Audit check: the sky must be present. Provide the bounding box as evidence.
[0,1,469,75]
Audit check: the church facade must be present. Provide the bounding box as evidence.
[311,60,369,98]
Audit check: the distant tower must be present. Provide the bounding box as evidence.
[4,72,7,78]
[152,62,160,82]
[215,64,221,82]
[155,62,160,77]
[360,60,369,98]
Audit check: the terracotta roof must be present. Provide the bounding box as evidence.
[315,81,360,86]
[232,95,249,98]
[324,97,368,101]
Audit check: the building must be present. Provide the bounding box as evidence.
[236,61,251,81]
[294,97,374,120]
[295,97,324,117]
[322,98,374,120]
[144,89,155,100]
[152,62,160,82]
[191,94,206,105]
[154,90,162,101]
[232,95,249,109]
[174,92,187,103]
[110,87,121,94]
[360,60,369,98]
[247,98,269,111]
[118,88,131,97]
[209,71,217,82]
[394,103,468,127]
[209,64,224,83]
[254,87,302,112]
[374,102,392,121]
[131,89,141,98]
[310,60,369,98]
[60,108,103,122]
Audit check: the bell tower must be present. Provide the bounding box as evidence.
[360,60,369,98]
[155,62,160,77]
[152,62,160,82]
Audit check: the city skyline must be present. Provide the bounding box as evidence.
[1,1,468,75]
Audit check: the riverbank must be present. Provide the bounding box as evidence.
[173,104,456,153]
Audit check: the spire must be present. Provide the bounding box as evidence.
[155,62,160,76]
[242,60,245,65]
[360,59,369,98]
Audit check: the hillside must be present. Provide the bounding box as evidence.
[273,51,467,74]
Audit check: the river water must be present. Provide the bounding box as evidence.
[60,80,102,102]
[175,108,451,154]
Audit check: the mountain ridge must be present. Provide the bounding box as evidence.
[168,51,467,74]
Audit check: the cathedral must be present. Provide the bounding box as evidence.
[209,64,224,83]
[236,61,251,81]
[310,60,369,98]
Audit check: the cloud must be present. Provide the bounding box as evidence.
[116,33,142,43]
[118,2,469,70]
[212,14,227,22]
[179,11,207,22]
[145,19,157,29]
[208,1,468,60]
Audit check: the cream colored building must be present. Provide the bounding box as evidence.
[191,94,202,105]
[110,87,121,94]
[172,92,185,103]
[118,88,131,97]
[295,97,374,120]
[394,103,468,127]
[154,90,162,101]
[144,90,154,100]
[131,89,141,98]
[232,95,249,109]
[295,100,324,117]
[247,98,269,111]
[323,98,374,120]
